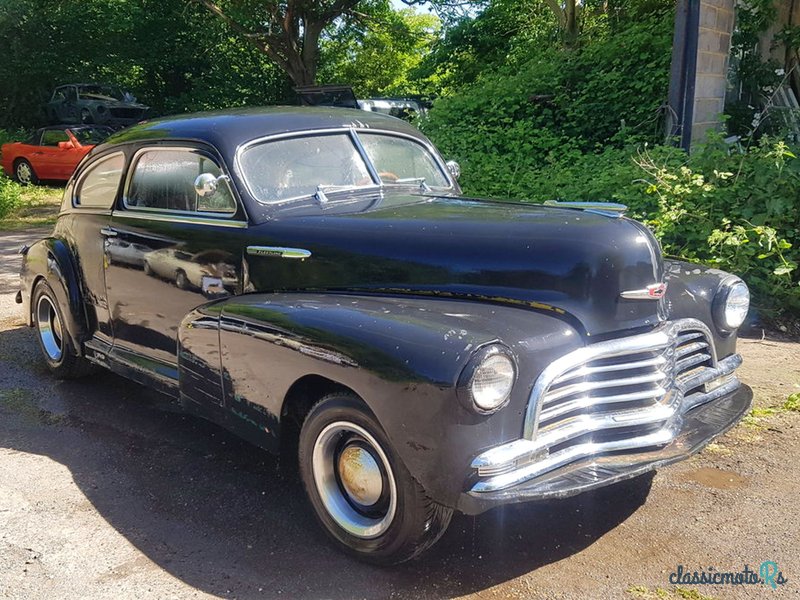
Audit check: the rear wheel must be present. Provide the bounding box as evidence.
[298,393,453,564]
[14,159,38,185]
[32,280,93,379]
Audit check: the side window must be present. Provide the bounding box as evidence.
[75,153,125,208]
[126,149,236,215]
[41,129,70,147]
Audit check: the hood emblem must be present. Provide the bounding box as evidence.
[620,283,667,300]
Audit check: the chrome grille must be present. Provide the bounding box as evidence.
[471,319,744,493]
[532,323,715,452]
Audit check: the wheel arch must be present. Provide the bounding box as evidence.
[22,238,91,354]
[277,374,364,457]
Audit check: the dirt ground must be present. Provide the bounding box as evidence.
[1,228,799,600]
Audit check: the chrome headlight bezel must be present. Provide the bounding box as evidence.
[457,344,517,414]
[712,277,750,334]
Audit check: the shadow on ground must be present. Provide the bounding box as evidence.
[0,324,654,598]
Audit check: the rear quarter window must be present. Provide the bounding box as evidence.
[74,153,125,209]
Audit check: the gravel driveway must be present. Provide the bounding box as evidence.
[1,228,799,600]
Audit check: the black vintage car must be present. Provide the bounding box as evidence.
[17,107,752,564]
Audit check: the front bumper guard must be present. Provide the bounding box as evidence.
[459,382,751,514]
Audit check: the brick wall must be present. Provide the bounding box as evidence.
[692,0,735,142]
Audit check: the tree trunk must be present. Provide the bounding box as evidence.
[564,0,578,47]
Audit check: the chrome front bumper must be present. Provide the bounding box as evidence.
[459,319,751,513]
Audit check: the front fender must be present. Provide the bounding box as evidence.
[21,237,88,352]
[204,292,581,508]
[663,259,739,358]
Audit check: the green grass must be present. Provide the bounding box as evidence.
[743,392,800,428]
[627,586,716,600]
[0,184,62,231]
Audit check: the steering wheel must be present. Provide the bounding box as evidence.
[358,171,400,185]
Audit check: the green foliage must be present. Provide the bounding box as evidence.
[319,4,441,96]
[421,5,674,194]
[0,175,23,219]
[724,0,785,138]
[637,138,799,316]
[0,0,293,129]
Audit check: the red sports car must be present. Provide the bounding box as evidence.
[1,125,111,185]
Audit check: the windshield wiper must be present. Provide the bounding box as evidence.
[314,183,381,205]
[393,177,431,192]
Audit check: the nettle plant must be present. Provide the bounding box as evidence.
[635,136,800,317]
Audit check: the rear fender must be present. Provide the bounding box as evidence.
[21,237,88,352]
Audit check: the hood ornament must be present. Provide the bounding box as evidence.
[620,282,667,300]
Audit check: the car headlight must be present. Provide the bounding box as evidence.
[713,278,750,333]
[458,345,516,414]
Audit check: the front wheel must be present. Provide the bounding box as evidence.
[31,280,94,379]
[298,393,453,564]
[175,269,190,290]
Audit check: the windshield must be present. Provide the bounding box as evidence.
[240,131,451,204]
[68,126,112,145]
[77,85,124,101]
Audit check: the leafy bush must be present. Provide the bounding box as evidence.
[636,137,799,317]
[0,175,22,219]
[420,6,674,195]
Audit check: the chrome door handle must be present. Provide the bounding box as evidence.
[100,227,118,237]
[247,246,311,259]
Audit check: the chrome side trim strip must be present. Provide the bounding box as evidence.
[114,211,248,228]
[246,246,312,259]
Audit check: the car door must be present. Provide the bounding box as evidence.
[39,129,86,181]
[103,144,246,373]
[36,129,74,179]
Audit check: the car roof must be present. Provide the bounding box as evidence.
[97,106,427,158]
[56,83,112,88]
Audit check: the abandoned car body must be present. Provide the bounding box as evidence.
[17,108,752,563]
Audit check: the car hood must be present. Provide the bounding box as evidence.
[243,194,665,337]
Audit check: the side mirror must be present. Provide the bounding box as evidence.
[58,141,75,150]
[194,173,230,197]
[446,160,461,181]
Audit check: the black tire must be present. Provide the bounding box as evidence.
[14,159,38,186]
[31,280,94,379]
[80,108,93,124]
[298,393,453,564]
[175,269,189,290]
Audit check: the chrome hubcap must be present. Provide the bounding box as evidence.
[312,421,396,539]
[17,163,31,184]
[338,445,384,506]
[36,295,63,361]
